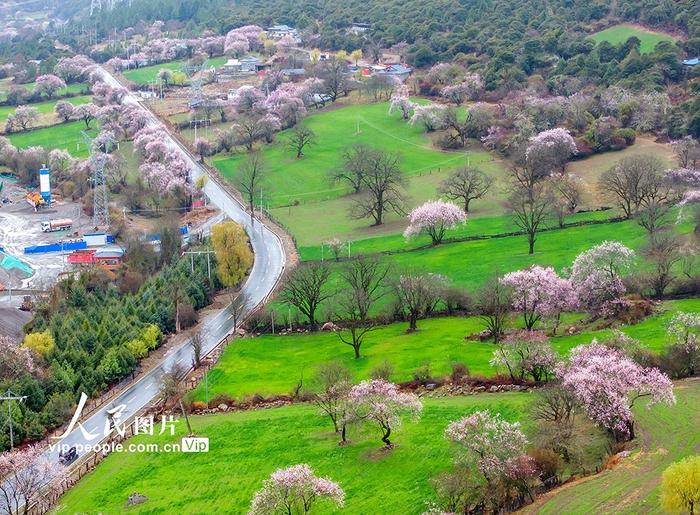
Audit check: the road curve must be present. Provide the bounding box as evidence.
[8,67,286,480]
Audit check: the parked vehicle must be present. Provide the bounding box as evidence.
[40,218,73,233]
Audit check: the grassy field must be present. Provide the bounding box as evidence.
[589,24,677,53]
[8,120,98,157]
[215,102,492,207]
[56,394,540,514]
[300,215,693,303]
[211,99,672,247]
[0,95,91,127]
[296,210,615,260]
[122,56,227,85]
[0,78,88,102]
[192,299,699,402]
[569,136,675,204]
[524,378,700,514]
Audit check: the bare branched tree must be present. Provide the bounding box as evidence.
[477,278,511,343]
[159,364,193,435]
[350,148,407,226]
[336,257,390,358]
[280,263,333,327]
[287,124,316,158]
[439,166,494,213]
[394,273,444,331]
[507,182,553,255]
[643,234,682,298]
[312,362,352,443]
[238,152,266,218]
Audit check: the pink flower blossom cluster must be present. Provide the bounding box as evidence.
[224,25,263,56]
[570,241,635,317]
[445,410,529,479]
[667,312,700,353]
[665,168,700,188]
[53,55,94,83]
[404,200,466,245]
[0,444,65,514]
[490,330,557,381]
[34,74,66,98]
[440,73,484,104]
[0,335,34,381]
[388,84,414,120]
[500,266,576,330]
[347,379,422,444]
[134,126,191,193]
[248,464,344,515]
[525,127,577,173]
[409,104,447,132]
[556,343,675,437]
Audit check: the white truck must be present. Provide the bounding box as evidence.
[41,218,73,233]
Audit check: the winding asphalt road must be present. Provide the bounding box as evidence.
[6,67,286,489]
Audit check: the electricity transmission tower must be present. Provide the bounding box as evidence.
[83,132,111,229]
[181,60,209,109]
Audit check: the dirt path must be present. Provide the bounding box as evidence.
[520,378,700,514]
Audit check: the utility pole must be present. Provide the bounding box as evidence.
[1,390,27,450]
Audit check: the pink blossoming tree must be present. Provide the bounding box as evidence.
[34,74,66,99]
[404,200,467,245]
[388,84,414,120]
[445,410,532,483]
[347,379,422,447]
[525,127,577,175]
[0,445,65,514]
[500,265,576,331]
[0,335,34,381]
[556,342,675,441]
[409,104,447,132]
[248,464,344,515]
[440,73,484,105]
[570,241,635,317]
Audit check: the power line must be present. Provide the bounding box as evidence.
[0,390,27,450]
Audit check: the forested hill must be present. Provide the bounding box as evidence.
[65,0,699,63]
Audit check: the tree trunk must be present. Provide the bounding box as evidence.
[353,344,361,359]
[340,423,347,444]
[179,400,193,435]
[528,235,535,255]
[382,426,391,447]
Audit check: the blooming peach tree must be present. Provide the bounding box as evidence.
[248,464,344,515]
[445,410,533,483]
[570,241,635,317]
[0,445,65,514]
[34,74,66,99]
[500,265,576,331]
[404,200,466,245]
[347,379,422,447]
[556,342,675,441]
[525,127,577,175]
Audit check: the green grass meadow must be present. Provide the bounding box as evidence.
[0,95,91,127]
[56,394,537,514]
[0,78,88,102]
[122,56,227,85]
[56,378,694,515]
[192,299,699,403]
[8,120,98,158]
[589,24,677,53]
